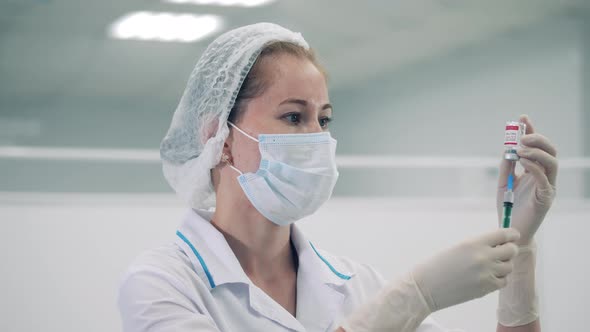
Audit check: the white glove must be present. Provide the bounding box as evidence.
[341,228,521,332]
[495,115,557,326]
[497,241,538,327]
[496,115,557,245]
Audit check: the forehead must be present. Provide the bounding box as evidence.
[259,53,328,102]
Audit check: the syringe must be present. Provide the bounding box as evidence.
[502,172,515,228]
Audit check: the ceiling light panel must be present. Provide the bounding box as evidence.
[109,12,222,43]
[164,0,276,7]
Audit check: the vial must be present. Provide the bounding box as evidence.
[504,121,526,161]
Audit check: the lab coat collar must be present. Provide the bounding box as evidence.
[290,224,356,287]
[175,208,250,289]
[290,225,354,331]
[174,209,355,331]
[175,208,355,289]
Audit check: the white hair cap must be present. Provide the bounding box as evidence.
[160,22,309,209]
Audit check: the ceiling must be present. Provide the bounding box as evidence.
[1,0,589,109]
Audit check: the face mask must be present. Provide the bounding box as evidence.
[226,121,339,226]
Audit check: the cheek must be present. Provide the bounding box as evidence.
[233,140,261,173]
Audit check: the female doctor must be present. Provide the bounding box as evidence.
[117,23,558,332]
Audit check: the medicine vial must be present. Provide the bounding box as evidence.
[504,121,526,161]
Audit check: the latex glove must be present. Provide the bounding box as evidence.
[495,115,557,327]
[341,228,520,332]
[497,241,538,327]
[497,114,558,245]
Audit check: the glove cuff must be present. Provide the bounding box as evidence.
[341,273,431,332]
[497,241,539,326]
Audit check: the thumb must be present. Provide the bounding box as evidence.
[482,228,521,246]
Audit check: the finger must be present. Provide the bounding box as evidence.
[519,114,535,135]
[481,228,521,246]
[517,147,558,186]
[520,133,557,157]
[497,156,516,189]
[492,261,514,278]
[519,157,554,190]
[491,242,519,261]
[493,275,509,289]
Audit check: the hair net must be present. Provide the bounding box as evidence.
[160,22,309,210]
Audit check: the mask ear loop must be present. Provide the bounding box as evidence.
[228,164,243,175]
[227,121,259,142]
[221,153,243,175]
[224,121,260,175]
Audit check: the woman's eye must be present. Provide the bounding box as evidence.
[284,113,301,124]
[319,117,332,128]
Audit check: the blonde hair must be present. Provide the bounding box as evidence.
[228,41,327,123]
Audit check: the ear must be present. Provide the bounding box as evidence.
[221,129,234,164]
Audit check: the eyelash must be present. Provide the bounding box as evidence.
[283,112,301,124]
[319,117,332,128]
[282,112,333,128]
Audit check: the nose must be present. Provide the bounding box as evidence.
[301,109,324,133]
[302,120,323,133]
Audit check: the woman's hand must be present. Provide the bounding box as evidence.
[495,115,556,328]
[497,115,558,245]
[341,228,521,332]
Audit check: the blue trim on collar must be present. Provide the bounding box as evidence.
[176,230,216,288]
[309,241,352,280]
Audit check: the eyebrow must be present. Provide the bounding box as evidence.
[279,98,333,111]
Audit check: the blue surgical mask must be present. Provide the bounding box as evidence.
[226,121,339,226]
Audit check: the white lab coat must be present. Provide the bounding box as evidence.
[117,209,454,332]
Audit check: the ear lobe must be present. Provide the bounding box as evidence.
[221,138,233,164]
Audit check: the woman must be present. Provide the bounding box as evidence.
[118,23,558,332]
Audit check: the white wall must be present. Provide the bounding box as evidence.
[329,19,584,200]
[1,193,588,332]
